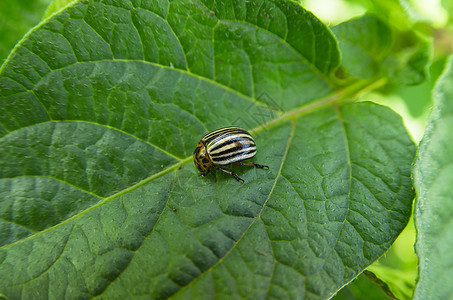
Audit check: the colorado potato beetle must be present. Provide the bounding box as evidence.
[193,127,268,183]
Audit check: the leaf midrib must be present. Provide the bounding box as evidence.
[2,59,281,115]
[0,77,380,251]
[0,157,188,251]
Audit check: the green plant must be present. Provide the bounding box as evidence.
[0,0,452,299]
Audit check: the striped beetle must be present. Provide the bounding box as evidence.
[193,127,268,183]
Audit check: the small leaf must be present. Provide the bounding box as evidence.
[332,14,393,79]
[0,0,415,298]
[383,31,432,85]
[413,55,453,299]
[334,271,398,300]
[366,265,414,300]
[332,13,432,85]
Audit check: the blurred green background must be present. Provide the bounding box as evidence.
[1,0,452,298]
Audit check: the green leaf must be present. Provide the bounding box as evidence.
[337,0,419,30]
[382,31,432,85]
[0,0,415,298]
[333,271,398,300]
[366,265,414,300]
[413,55,453,299]
[388,58,447,118]
[332,13,432,85]
[332,14,393,79]
[365,214,418,300]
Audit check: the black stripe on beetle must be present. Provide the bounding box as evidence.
[209,136,254,152]
[193,126,268,183]
[211,149,256,163]
[210,145,254,159]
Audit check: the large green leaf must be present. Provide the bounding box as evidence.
[413,56,453,299]
[0,0,415,298]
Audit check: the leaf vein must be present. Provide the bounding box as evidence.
[170,119,296,297]
[94,169,178,297]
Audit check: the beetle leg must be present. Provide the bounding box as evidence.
[238,162,269,169]
[199,170,210,177]
[215,167,245,183]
